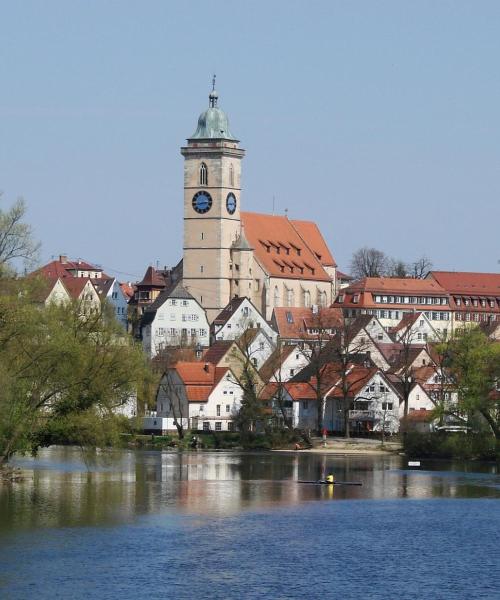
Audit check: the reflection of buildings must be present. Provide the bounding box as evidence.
[3,449,497,532]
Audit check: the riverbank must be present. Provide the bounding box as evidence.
[274,437,402,455]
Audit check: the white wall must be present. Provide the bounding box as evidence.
[143,297,210,358]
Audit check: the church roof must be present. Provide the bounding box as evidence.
[241,212,334,281]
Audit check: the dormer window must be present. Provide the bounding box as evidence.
[199,162,208,186]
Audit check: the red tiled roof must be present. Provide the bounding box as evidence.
[290,219,337,267]
[120,283,135,300]
[346,277,448,295]
[202,341,236,365]
[429,271,500,296]
[273,306,343,339]
[61,278,92,299]
[137,266,167,288]
[241,212,332,281]
[174,362,230,402]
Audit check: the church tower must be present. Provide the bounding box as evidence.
[181,82,245,322]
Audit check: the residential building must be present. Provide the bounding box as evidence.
[145,362,243,433]
[211,296,277,343]
[93,277,129,328]
[427,271,500,328]
[140,281,210,358]
[336,277,452,335]
[271,306,343,345]
[259,344,311,383]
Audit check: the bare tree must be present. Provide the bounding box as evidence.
[0,196,40,274]
[410,256,433,279]
[388,259,408,278]
[157,369,187,439]
[350,247,389,279]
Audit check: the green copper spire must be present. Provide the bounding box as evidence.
[189,77,237,141]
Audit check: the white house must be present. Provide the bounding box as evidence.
[211,296,277,344]
[266,364,404,434]
[141,282,210,358]
[392,312,439,344]
[237,327,276,370]
[260,344,310,383]
[93,277,129,328]
[145,361,243,433]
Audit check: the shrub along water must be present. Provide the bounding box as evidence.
[404,432,498,461]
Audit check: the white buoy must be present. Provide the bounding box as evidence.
[408,461,421,467]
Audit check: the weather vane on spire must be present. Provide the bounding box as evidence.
[209,74,218,107]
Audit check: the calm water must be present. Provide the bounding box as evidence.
[1,447,499,599]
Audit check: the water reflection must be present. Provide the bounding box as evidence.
[1,446,499,533]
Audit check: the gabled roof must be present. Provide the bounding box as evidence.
[241,212,334,281]
[212,296,247,326]
[387,346,432,372]
[429,271,500,296]
[141,281,197,327]
[345,277,448,295]
[202,340,236,365]
[173,362,230,402]
[62,277,95,300]
[33,257,104,281]
[259,345,298,382]
[92,278,114,298]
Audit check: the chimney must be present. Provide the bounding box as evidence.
[59,254,68,264]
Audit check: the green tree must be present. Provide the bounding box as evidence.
[0,196,40,275]
[0,277,148,466]
[445,328,500,440]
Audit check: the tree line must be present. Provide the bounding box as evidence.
[349,246,433,279]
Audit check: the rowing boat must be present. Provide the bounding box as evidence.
[297,480,362,486]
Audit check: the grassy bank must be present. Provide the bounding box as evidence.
[403,432,499,461]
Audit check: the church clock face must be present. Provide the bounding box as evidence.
[226,192,237,215]
[192,191,212,214]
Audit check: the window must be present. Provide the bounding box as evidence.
[304,290,311,307]
[200,265,204,273]
[203,422,210,431]
[216,405,221,416]
[274,286,280,307]
[287,288,294,307]
[215,422,222,431]
[251,358,258,367]
[199,162,208,185]
[302,401,309,410]
[286,311,294,324]
[226,404,230,413]
[171,299,177,306]
[228,422,234,431]
[229,163,234,187]
[259,341,265,350]
[199,328,207,336]
[289,368,295,376]
[382,402,393,411]
[157,328,165,336]
[201,232,204,240]
[191,328,197,336]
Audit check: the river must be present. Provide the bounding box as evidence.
[1,447,499,599]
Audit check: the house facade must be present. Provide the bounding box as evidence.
[140,282,210,358]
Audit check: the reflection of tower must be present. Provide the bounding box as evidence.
[181,80,245,322]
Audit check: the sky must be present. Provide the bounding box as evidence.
[1,0,499,281]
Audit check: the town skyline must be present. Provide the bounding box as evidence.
[2,1,499,278]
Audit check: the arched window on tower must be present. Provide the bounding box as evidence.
[274,285,280,307]
[229,164,234,187]
[200,162,208,186]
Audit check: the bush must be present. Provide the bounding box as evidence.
[404,432,498,461]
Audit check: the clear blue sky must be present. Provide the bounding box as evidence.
[1,0,499,280]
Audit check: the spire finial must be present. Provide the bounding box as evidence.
[209,74,218,108]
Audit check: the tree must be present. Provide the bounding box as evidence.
[0,277,148,466]
[293,313,370,435]
[0,196,40,275]
[350,247,389,279]
[444,328,500,440]
[410,256,433,279]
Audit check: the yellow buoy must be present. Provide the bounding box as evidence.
[326,474,335,483]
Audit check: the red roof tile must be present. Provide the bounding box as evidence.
[241,212,332,281]
[272,306,343,339]
[429,271,500,297]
